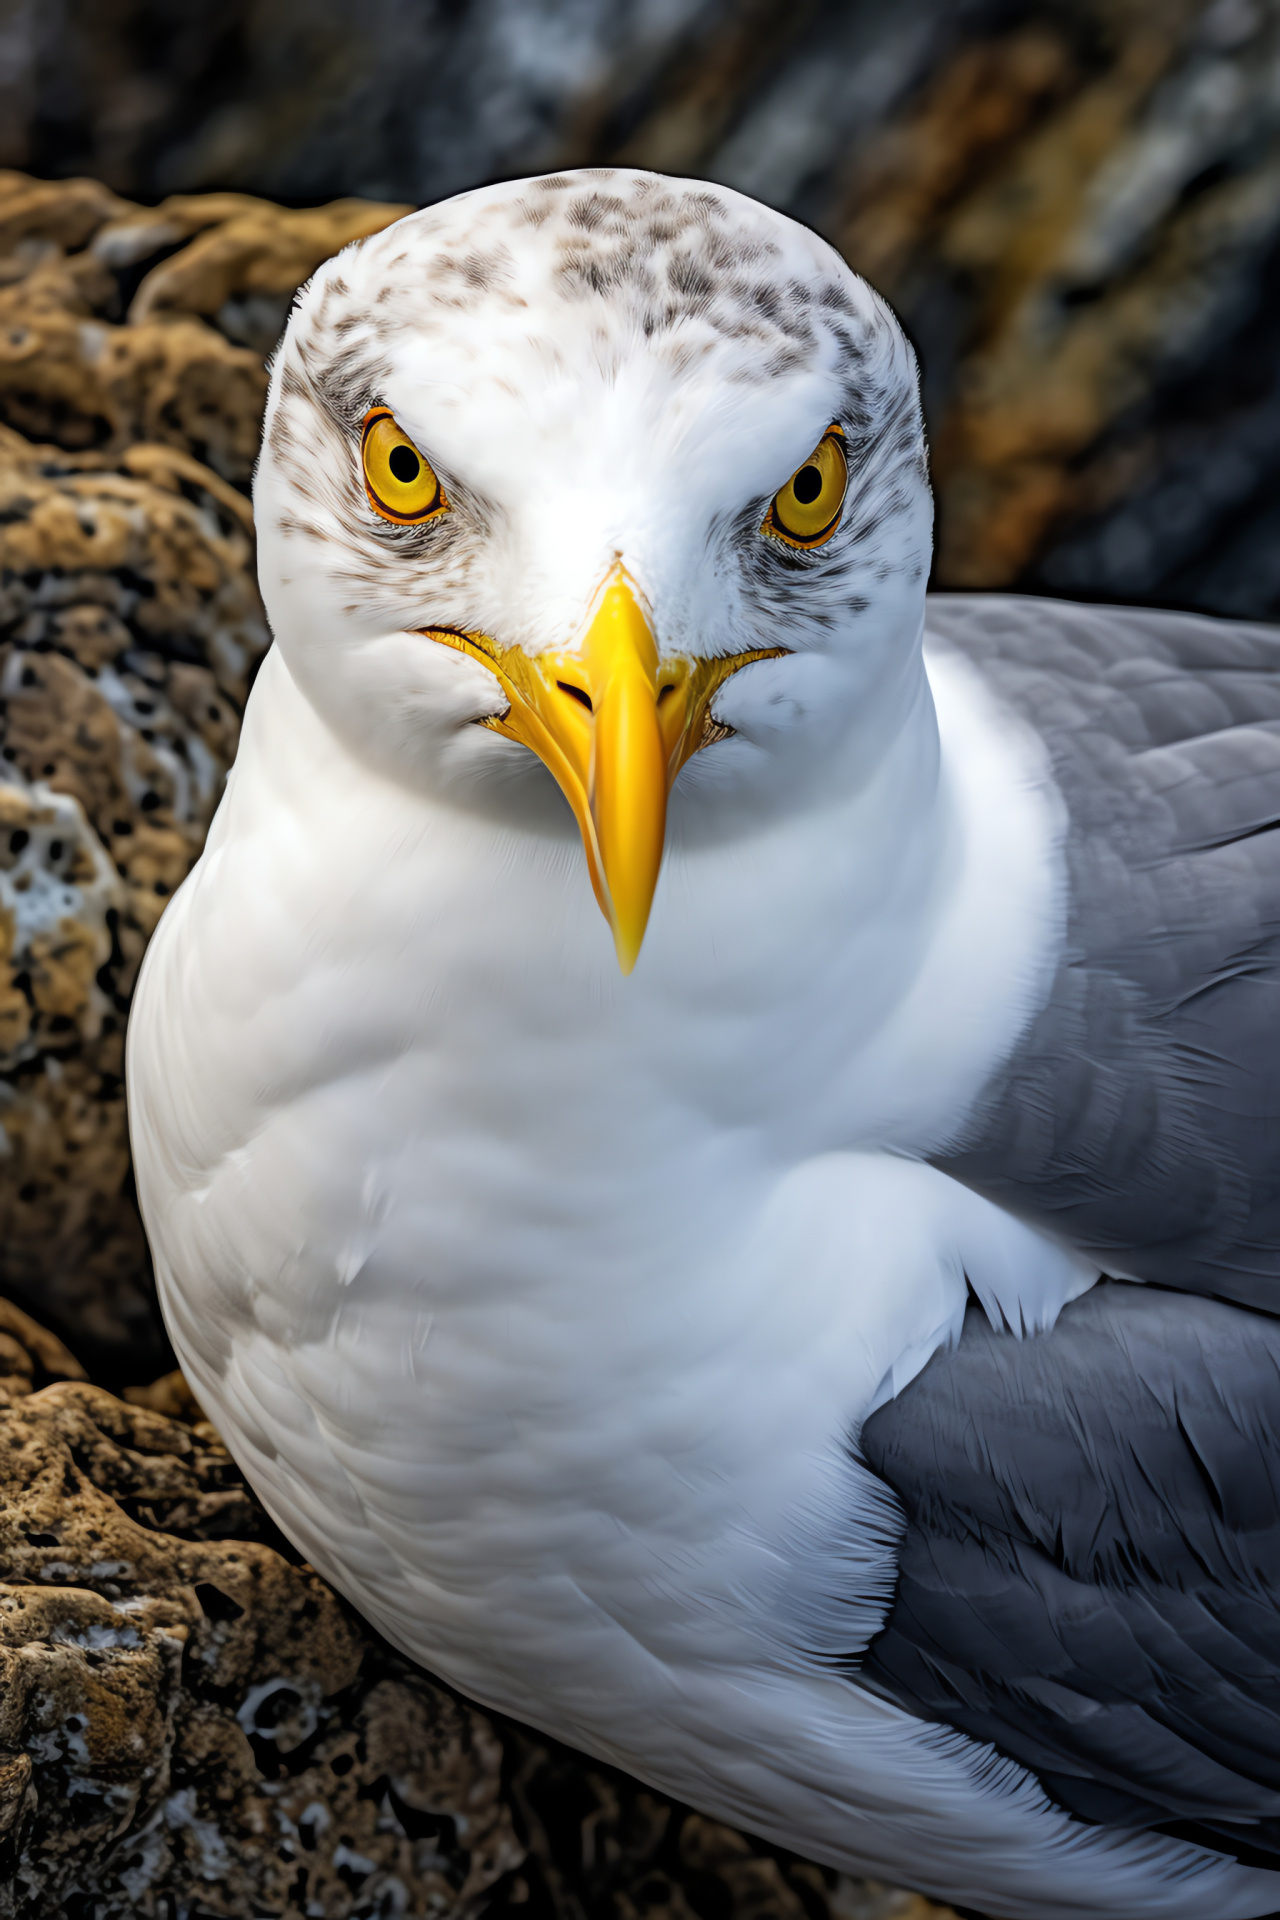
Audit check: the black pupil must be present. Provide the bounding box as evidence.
[388,443,421,485]
[792,464,823,506]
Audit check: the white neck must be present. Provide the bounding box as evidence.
[213,634,1060,1190]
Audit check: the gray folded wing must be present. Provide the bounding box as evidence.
[927,593,1280,1306]
[859,1282,1280,1861]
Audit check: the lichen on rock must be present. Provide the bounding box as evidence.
[0,426,270,1367]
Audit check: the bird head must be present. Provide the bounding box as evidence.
[255,169,932,973]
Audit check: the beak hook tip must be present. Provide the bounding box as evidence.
[613,929,642,976]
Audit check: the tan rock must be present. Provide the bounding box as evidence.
[124,195,413,328]
[0,172,407,484]
[0,282,267,482]
[0,432,268,1356]
[0,172,135,258]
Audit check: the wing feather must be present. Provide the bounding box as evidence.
[928,593,1280,1304]
[861,1282,1280,1859]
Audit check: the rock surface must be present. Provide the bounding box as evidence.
[0,1301,953,1920]
[0,418,267,1371]
[0,172,407,473]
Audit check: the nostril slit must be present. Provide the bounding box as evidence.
[557,681,593,712]
[658,683,676,704]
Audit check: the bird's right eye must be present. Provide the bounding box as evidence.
[765,425,848,548]
[361,409,448,524]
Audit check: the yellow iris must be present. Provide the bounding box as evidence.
[362,409,448,524]
[766,425,848,548]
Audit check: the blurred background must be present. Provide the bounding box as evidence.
[1,0,1279,1375]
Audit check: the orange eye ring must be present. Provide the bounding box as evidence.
[361,409,448,525]
[764,425,848,549]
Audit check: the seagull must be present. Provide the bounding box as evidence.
[127,169,1280,1920]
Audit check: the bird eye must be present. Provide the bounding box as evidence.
[765,426,848,548]
[361,409,448,524]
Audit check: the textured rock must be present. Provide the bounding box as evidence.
[0,423,269,1369]
[109,193,414,347]
[0,1304,952,1920]
[0,260,266,482]
[0,173,407,477]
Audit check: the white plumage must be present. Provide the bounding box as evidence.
[128,170,1280,1919]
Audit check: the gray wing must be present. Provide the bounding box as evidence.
[859,1281,1280,1865]
[927,592,1280,1307]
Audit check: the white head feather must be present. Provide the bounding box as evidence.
[254,168,932,858]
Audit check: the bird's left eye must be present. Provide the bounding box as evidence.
[765,426,848,548]
[361,409,448,524]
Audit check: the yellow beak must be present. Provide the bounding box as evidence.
[427,572,783,972]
